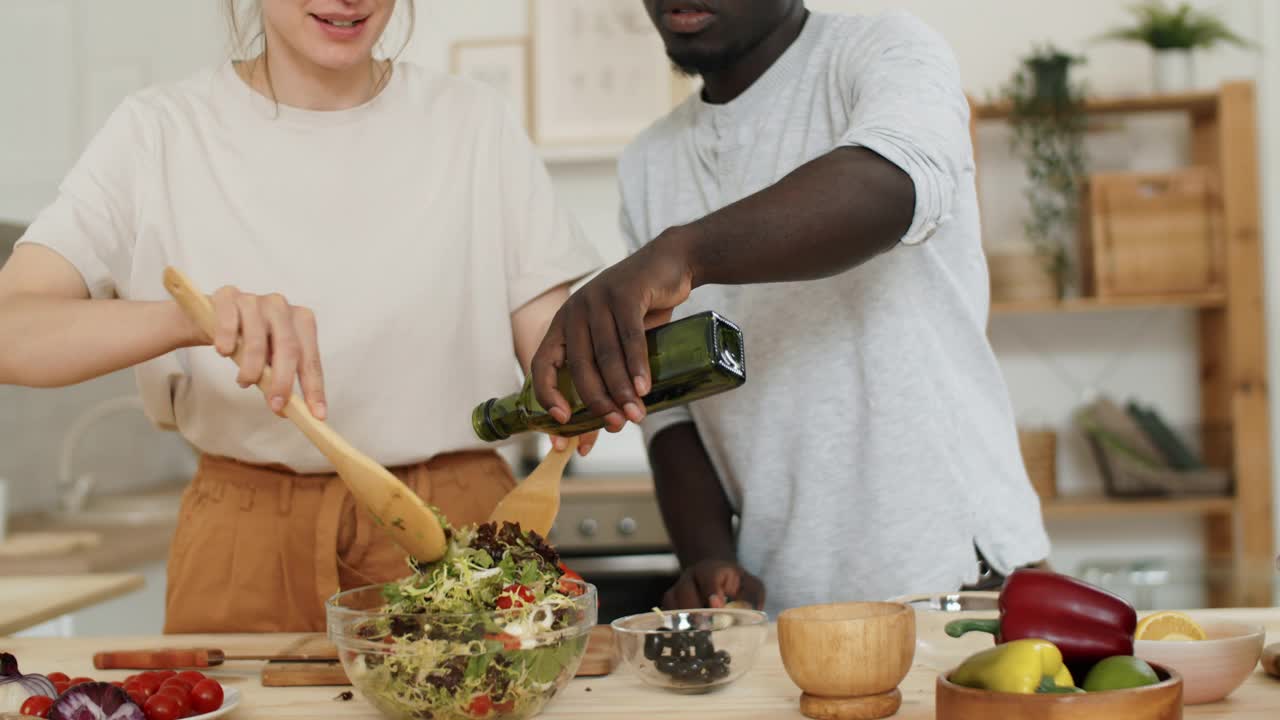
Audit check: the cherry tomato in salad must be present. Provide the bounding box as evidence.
[143,693,181,720]
[557,563,586,596]
[19,695,55,718]
[190,679,224,714]
[484,633,522,651]
[467,694,493,716]
[494,699,516,713]
[495,583,536,610]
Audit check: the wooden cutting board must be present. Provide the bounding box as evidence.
[261,626,616,687]
[0,531,102,558]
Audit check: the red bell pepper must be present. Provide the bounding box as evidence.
[945,568,1136,673]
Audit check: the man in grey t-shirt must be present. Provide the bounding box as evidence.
[531,1,1051,615]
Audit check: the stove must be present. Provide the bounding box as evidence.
[546,475,680,623]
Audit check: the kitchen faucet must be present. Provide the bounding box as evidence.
[57,394,147,514]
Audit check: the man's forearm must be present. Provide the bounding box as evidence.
[648,423,736,567]
[666,146,915,288]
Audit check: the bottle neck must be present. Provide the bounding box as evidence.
[472,394,530,442]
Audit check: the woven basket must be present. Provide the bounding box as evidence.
[1018,429,1057,499]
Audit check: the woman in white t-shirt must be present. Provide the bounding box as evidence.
[0,0,602,633]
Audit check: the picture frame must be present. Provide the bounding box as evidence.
[529,0,684,146]
[450,37,532,132]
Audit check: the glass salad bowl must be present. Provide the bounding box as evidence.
[327,581,597,720]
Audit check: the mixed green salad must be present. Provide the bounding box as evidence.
[346,521,592,719]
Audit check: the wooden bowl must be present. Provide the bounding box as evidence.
[936,662,1183,720]
[778,602,915,720]
[1135,619,1264,704]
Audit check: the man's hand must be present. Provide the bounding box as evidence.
[530,231,697,432]
[662,559,766,611]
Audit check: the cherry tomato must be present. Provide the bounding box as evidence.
[557,563,586,596]
[20,695,55,718]
[161,677,191,690]
[156,687,190,716]
[494,699,516,713]
[133,674,162,698]
[144,693,181,720]
[124,682,149,707]
[484,632,522,651]
[111,681,126,688]
[124,674,140,685]
[467,694,493,716]
[45,672,69,685]
[67,676,95,687]
[153,670,177,681]
[189,679,224,714]
[495,583,536,610]
[52,680,70,695]
[175,670,206,687]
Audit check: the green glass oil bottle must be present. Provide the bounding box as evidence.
[472,311,746,441]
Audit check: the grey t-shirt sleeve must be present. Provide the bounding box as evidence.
[616,159,696,446]
[834,10,972,246]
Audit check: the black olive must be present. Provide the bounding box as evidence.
[709,662,730,680]
[714,650,731,665]
[644,634,662,661]
[656,657,680,675]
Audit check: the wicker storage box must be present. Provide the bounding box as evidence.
[1080,168,1223,297]
[1018,429,1057,499]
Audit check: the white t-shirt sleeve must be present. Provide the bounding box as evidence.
[16,98,151,299]
[835,10,971,246]
[496,102,603,312]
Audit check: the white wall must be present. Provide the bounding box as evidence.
[0,1,1275,600]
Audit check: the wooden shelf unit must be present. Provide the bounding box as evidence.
[973,82,1273,607]
[992,291,1226,316]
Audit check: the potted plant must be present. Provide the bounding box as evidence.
[1099,1,1252,93]
[1001,45,1088,299]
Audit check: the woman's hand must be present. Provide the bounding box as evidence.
[549,430,599,456]
[208,286,326,420]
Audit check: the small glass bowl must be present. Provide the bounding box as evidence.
[327,581,597,720]
[611,608,768,694]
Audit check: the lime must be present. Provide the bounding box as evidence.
[1082,656,1161,692]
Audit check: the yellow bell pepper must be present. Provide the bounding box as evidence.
[950,638,1078,694]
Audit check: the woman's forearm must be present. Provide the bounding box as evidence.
[0,295,201,387]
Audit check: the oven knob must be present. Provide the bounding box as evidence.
[578,518,599,537]
[618,517,638,536]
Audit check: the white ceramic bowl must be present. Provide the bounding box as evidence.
[1134,618,1264,705]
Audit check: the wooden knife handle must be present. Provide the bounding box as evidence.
[93,649,225,670]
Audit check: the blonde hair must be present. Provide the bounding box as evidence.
[223,0,416,100]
